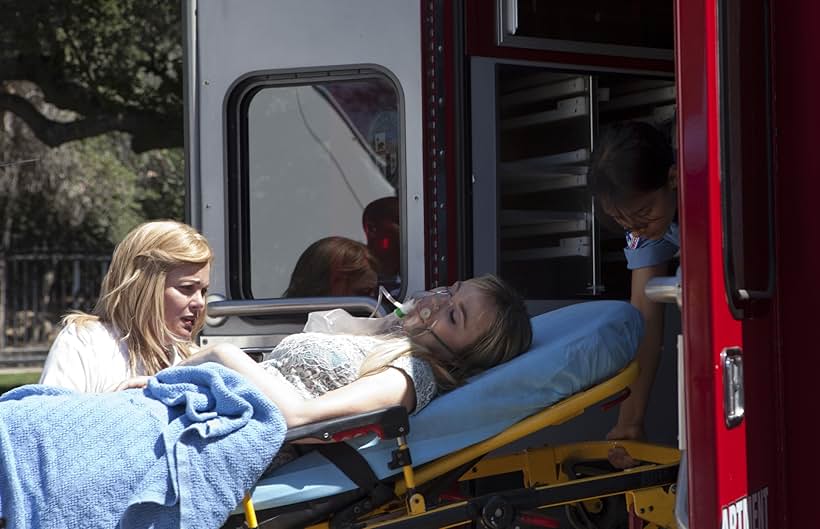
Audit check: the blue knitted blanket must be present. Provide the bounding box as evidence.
[0,363,286,529]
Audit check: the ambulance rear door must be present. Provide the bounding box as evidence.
[183,0,425,349]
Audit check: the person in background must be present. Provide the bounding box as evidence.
[39,220,213,392]
[588,121,678,443]
[362,196,401,294]
[283,236,378,298]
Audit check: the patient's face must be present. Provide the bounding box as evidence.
[403,279,496,361]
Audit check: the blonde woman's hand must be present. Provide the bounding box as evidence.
[114,376,153,391]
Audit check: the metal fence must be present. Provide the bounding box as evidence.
[0,253,110,367]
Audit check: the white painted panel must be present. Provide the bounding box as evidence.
[189,0,424,309]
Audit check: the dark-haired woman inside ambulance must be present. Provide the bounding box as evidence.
[588,121,678,445]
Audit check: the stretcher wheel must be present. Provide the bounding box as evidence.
[565,497,628,529]
[563,460,628,529]
[480,496,515,529]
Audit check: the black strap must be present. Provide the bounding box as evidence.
[317,443,396,528]
[318,442,384,492]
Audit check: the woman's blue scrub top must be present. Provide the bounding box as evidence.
[623,221,680,270]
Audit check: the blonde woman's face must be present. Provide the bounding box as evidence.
[403,280,496,360]
[163,263,211,342]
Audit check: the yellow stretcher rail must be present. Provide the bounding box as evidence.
[394,361,640,496]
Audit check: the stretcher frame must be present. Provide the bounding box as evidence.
[233,361,681,529]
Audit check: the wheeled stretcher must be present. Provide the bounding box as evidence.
[225,301,681,529]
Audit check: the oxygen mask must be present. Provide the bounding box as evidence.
[401,287,458,359]
[371,285,457,357]
[405,287,453,324]
[372,285,416,319]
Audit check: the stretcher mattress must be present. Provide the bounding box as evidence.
[248,300,643,510]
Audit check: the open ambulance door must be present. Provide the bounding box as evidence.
[678,0,777,527]
[183,0,426,351]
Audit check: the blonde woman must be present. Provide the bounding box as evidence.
[39,220,213,392]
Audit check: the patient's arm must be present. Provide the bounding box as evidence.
[166,343,416,429]
[293,367,416,427]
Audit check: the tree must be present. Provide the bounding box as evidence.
[1,81,185,254]
[0,0,183,152]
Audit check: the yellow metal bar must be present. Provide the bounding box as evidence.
[460,442,679,486]
[366,462,679,529]
[396,437,427,514]
[243,492,258,529]
[398,441,416,490]
[552,440,681,466]
[627,486,678,528]
[401,463,416,490]
[394,361,640,496]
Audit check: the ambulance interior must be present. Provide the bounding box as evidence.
[467,4,681,451]
[212,0,682,455]
[199,1,687,525]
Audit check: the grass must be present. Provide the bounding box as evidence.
[0,371,41,395]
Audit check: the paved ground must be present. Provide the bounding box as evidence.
[0,366,42,375]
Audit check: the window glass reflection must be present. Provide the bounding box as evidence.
[245,77,401,299]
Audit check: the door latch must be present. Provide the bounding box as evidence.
[721,347,745,428]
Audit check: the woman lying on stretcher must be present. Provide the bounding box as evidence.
[119,275,533,428]
[0,275,531,529]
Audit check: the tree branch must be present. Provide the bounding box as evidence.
[1,55,118,118]
[0,93,182,152]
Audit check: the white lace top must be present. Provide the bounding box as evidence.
[260,332,438,414]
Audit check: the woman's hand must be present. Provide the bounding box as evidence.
[114,376,153,391]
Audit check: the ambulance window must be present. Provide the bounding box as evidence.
[719,0,774,317]
[498,1,673,58]
[232,75,402,300]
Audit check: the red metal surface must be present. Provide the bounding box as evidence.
[676,0,719,524]
[442,1,459,282]
[331,425,385,442]
[727,1,782,525]
[600,387,631,412]
[420,0,435,288]
[420,0,460,287]
[464,0,674,73]
[770,0,820,525]
[516,512,560,528]
[677,0,751,525]
[703,0,749,506]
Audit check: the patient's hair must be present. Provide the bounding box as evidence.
[64,220,213,375]
[448,275,533,381]
[360,274,532,391]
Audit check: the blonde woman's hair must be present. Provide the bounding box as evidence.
[64,220,213,375]
[360,274,532,391]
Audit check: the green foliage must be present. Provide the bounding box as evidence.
[1,0,184,151]
[4,0,182,118]
[0,371,41,396]
[133,148,186,225]
[0,0,186,253]
[1,96,185,253]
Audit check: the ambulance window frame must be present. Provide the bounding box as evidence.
[224,67,406,302]
[717,0,775,319]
